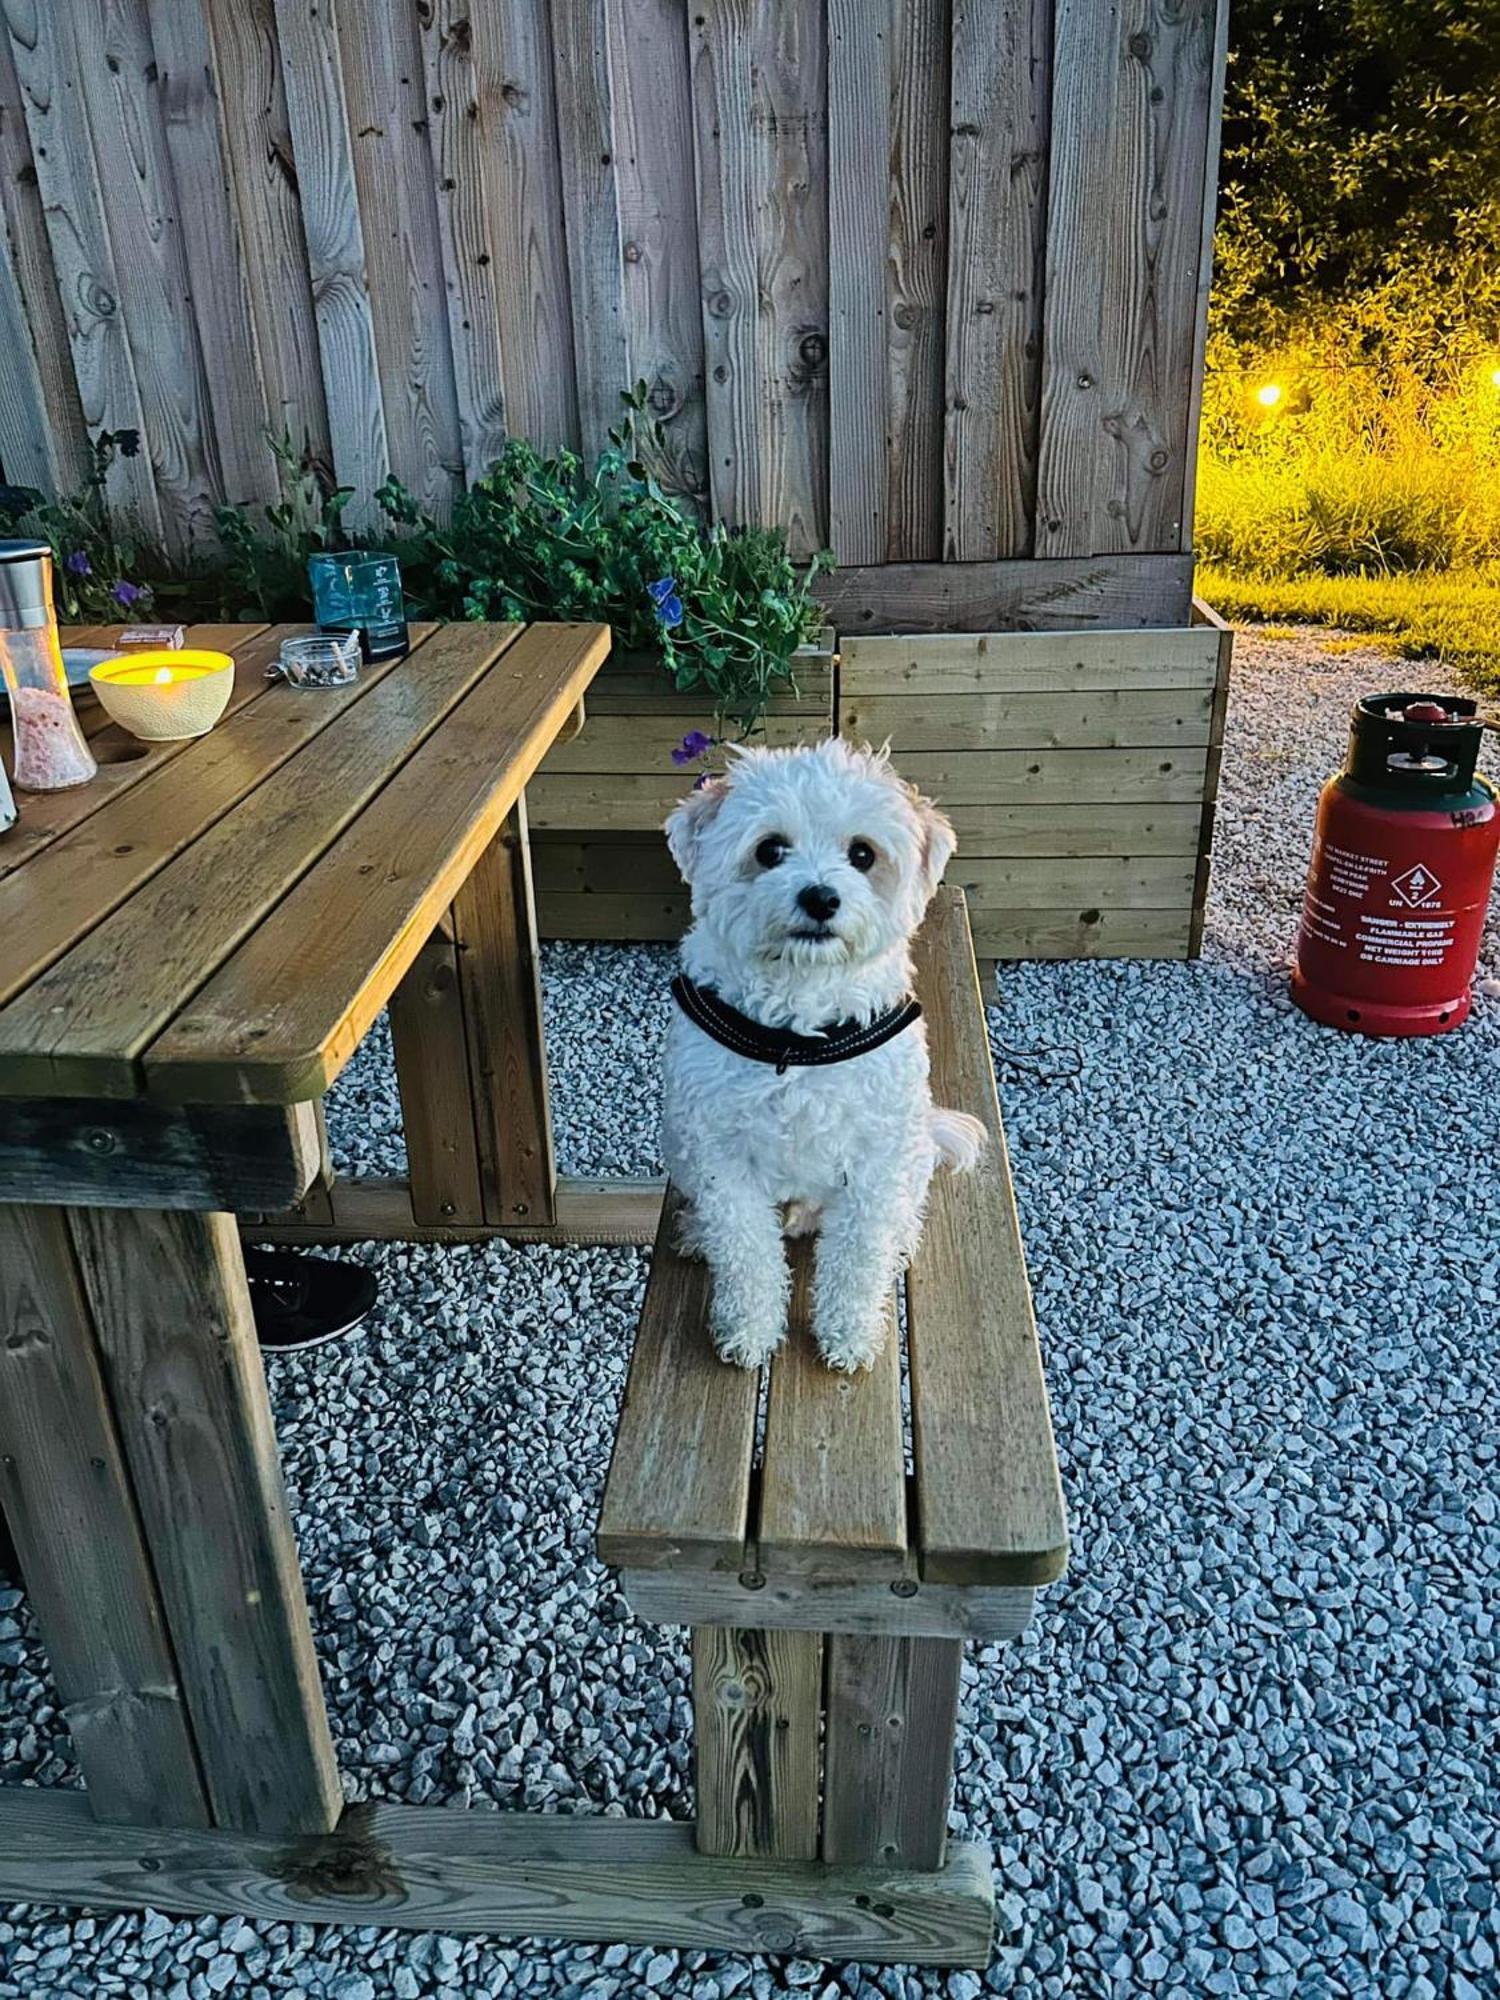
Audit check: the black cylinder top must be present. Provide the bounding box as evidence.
[1344,692,1485,798]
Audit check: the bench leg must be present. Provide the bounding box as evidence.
[692,1627,822,1860]
[821,1637,964,1869]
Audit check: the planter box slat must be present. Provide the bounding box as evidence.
[951,856,1198,912]
[893,748,1212,806]
[842,688,1215,752]
[939,803,1203,857]
[840,629,1221,694]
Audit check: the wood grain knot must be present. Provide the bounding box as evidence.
[272,1802,404,1902]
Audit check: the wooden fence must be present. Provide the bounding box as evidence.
[0,0,1226,628]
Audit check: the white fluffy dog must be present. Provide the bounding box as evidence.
[662,737,985,1373]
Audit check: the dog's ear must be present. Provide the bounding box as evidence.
[911,789,957,899]
[665,776,730,883]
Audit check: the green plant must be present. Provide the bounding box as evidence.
[0,429,165,620]
[214,434,353,619]
[379,385,830,731]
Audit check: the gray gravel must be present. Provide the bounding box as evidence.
[4,628,1498,1998]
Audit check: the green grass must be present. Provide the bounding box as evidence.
[1197,562,1500,693]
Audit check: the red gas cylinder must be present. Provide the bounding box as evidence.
[1292,692,1499,1036]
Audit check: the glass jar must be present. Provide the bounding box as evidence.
[308,550,410,662]
[0,540,97,792]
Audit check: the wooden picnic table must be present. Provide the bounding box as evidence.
[0,619,613,1838]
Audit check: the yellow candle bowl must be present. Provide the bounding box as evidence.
[89,649,235,741]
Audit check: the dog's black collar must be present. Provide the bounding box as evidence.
[671,974,922,1076]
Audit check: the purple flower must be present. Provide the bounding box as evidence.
[672,729,715,768]
[65,550,92,577]
[112,579,145,608]
[648,575,684,630]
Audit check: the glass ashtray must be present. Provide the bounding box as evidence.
[269,632,361,688]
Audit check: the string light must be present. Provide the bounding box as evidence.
[1255,382,1285,409]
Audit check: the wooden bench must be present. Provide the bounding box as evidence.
[598,888,1067,1952]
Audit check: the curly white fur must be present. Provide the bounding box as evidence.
[662,737,985,1372]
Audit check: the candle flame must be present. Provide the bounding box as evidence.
[154,666,173,685]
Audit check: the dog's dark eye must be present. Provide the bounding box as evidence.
[755,835,789,869]
[848,839,877,872]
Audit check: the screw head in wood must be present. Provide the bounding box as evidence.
[890,1577,918,1598]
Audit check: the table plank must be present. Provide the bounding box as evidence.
[0,624,519,1099]
[145,624,609,1103]
[0,627,436,1012]
[906,889,1068,1585]
[0,625,275,881]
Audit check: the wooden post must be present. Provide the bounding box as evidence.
[691,1627,822,1861]
[387,921,488,1225]
[821,1636,964,1869]
[451,799,557,1227]
[0,1205,210,1828]
[65,1207,342,1838]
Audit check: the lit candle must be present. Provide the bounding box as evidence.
[88,648,235,741]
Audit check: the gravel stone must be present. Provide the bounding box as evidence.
[3,631,1496,1998]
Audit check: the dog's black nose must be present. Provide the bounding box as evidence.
[797,883,841,923]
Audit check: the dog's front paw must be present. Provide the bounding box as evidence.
[814,1307,888,1374]
[712,1280,792,1376]
[709,1293,786,1371]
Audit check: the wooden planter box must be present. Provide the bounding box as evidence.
[837,604,1232,962]
[528,637,836,941]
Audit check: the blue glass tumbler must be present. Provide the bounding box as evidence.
[308,551,410,662]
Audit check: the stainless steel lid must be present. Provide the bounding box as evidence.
[0,539,54,630]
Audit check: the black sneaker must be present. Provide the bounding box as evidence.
[244,1248,377,1353]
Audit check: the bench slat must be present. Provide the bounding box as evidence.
[907,889,1068,1585]
[596,1192,758,1571]
[758,1250,907,1577]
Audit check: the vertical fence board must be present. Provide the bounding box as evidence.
[883,0,949,563]
[68,0,223,554]
[826,0,889,564]
[337,0,462,517]
[144,0,279,509]
[944,0,1050,562]
[551,0,630,467]
[470,0,578,454]
[418,1,508,481]
[2,0,163,534]
[200,0,331,471]
[272,0,390,527]
[606,0,708,508]
[1036,0,1218,558]
[0,27,88,490]
[692,0,829,557]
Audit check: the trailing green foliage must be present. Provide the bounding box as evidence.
[214,434,354,619]
[0,429,166,621]
[1,396,827,733]
[378,386,830,731]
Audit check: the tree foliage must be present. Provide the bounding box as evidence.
[1217,0,1500,352]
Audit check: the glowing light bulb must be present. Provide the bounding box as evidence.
[154,666,173,684]
[1490,367,1500,390]
[1255,381,1284,409]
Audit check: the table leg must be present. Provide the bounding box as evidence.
[66,1206,342,1838]
[453,797,557,1227]
[0,1205,210,1827]
[388,921,488,1226]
